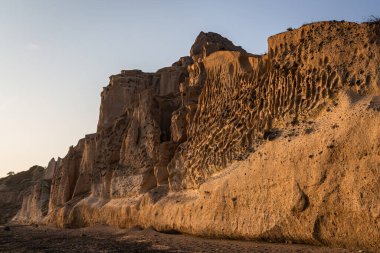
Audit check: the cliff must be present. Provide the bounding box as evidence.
[8,21,380,251]
[0,166,46,224]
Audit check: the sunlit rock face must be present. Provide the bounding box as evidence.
[10,21,380,252]
[170,21,380,190]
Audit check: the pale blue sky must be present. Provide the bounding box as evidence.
[0,0,378,177]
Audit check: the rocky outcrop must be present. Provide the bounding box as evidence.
[7,21,380,251]
[170,21,380,190]
[0,166,45,224]
[92,62,189,199]
[66,94,379,250]
[13,159,61,224]
[190,31,247,61]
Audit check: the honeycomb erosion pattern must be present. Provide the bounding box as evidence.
[171,21,379,189]
[10,21,380,251]
[16,21,379,223]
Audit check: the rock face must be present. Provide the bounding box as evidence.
[0,166,45,224]
[170,21,380,190]
[190,31,247,62]
[8,21,380,251]
[13,159,61,224]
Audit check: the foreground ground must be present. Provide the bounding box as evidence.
[0,225,362,253]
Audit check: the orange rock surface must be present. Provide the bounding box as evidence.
[6,21,380,252]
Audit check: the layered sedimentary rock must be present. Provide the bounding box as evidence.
[11,21,380,251]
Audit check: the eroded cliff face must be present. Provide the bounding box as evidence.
[92,63,190,199]
[13,159,61,224]
[0,166,46,224]
[170,21,379,190]
[12,21,380,251]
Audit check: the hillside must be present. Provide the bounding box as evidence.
[3,20,379,251]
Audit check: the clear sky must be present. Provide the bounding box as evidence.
[0,0,378,177]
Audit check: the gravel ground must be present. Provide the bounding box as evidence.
[0,225,362,253]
